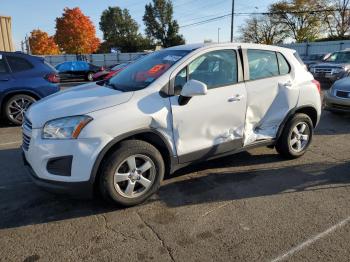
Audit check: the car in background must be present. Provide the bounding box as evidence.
[55,61,104,82]
[92,63,120,81]
[302,53,329,69]
[324,77,350,114]
[103,63,130,80]
[309,50,350,89]
[0,52,60,125]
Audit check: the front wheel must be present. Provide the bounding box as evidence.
[99,140,165,207]
[4,94,36,125]
[275,113,313,159]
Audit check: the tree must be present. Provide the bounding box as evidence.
[324,0,350,39]
[55,7,100,54]
[143,0,185,47]
[29,29,60,55]
[270,0,324,42]
[99,6,152,52]
[239,15,287,44]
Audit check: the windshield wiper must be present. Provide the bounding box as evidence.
[104,81,124,92]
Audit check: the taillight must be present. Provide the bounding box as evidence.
[45,73,60,83]
[312,79,321,93]
[100,66,105,71]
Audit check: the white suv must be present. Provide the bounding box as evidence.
[22,43,322,206]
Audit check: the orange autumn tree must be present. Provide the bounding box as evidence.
[29,29,60,55]
[55,7,100,54]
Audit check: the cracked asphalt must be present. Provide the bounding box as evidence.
[0,108,350,261]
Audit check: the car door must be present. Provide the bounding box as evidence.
[169,49,247,163]
[243,49,299,145]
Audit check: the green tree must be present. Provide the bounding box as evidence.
[323,0,350,39]
[143,0,185,47]
[239,15,287,44]
[270,0,324,42]
[99,6,152,52]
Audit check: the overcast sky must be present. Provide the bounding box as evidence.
[1,0,276,50]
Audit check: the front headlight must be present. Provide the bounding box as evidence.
[331,68,344,74]
[42,115,93,139]
[309,67,316,73]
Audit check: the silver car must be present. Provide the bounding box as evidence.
[324,77,350,113]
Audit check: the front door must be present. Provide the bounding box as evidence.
[170,49,247,163]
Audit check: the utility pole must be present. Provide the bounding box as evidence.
[230,0,235,42]
[217,27,221,43]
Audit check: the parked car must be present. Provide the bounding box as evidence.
[93,63,129,81]
[0,52,60,125]
[23,43,321,206]
[55,61,104,82]
[309,49,350,89]
[302,53,329,69]
[324,77,350,114]
[103,63,130,80]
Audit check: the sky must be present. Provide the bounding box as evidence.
[0,0,276,51]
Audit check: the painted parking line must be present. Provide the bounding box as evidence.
[270,216,350,262]
[0,141,21,147]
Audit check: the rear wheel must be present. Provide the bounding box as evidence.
[276,113,313,159]
[99,140,165,206]
[4,94,36,125]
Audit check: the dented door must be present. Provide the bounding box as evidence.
[170,49,247,163]
[243,49,299,145]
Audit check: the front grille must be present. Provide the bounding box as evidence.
[315,68,333,74]
[22,116,32,151]
[331,103,350,110]
[336,90,350,99]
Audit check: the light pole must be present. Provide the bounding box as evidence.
[218,27,221,43]
[230,0,235,42]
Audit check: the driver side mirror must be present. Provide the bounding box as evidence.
[179,79,207,106]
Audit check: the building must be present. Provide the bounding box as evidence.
[0,16,15,52]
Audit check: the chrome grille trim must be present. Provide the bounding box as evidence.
[314,68,332,74]
[22,116,32,151]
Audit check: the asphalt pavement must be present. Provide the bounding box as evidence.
[0,96,349,261]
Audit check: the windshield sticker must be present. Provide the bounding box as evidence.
[148,64,167,75]
[163,55,182,62]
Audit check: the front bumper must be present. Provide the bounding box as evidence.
[22,151,94,198]
[324,90,350,112]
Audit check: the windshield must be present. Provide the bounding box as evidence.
[325,52,350,63]
[108,50,190,92]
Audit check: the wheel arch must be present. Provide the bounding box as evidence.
[90,129,176,193]
[276,105,319,140]
[0,90,41,116]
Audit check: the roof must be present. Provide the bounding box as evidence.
[165,42,295,53]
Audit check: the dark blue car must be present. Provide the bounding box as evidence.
[0,52,60,125]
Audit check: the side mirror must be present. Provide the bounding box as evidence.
[180,79,208,97]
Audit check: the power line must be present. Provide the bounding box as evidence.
[180,8,350,28]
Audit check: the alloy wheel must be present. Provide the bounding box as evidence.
[289,122,310,153]
[7,96,35,124]
[113,154,156,198]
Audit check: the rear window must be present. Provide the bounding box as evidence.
[0,55,8,73]
[7,56,33,72]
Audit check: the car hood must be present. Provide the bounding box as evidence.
[26,83,133,128]
[333,77,350,91]
[311,62,347,68]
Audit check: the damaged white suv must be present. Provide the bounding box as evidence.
[23,43,322,206]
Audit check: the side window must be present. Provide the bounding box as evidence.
[247,50,279,80]
[0,55,8,73]
[6,56,33,72]
[189,50,238,89]
[277,53,290,75]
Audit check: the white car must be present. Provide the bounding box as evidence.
[22,43,322,206]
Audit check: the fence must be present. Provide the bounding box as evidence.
[43,52,147,67]
[280,40,350,57]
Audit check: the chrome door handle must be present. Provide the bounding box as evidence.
[282,81,293,88]
[228,95,244,102]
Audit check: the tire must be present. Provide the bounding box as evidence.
[275,113,313,159]
[99,140,165,207]
[4,94,36,125]
[86,72,94,81]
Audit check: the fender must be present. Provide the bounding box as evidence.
[88,128,176,186]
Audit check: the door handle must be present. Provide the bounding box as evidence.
[228,94,244,102]
[281,81,293,88]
